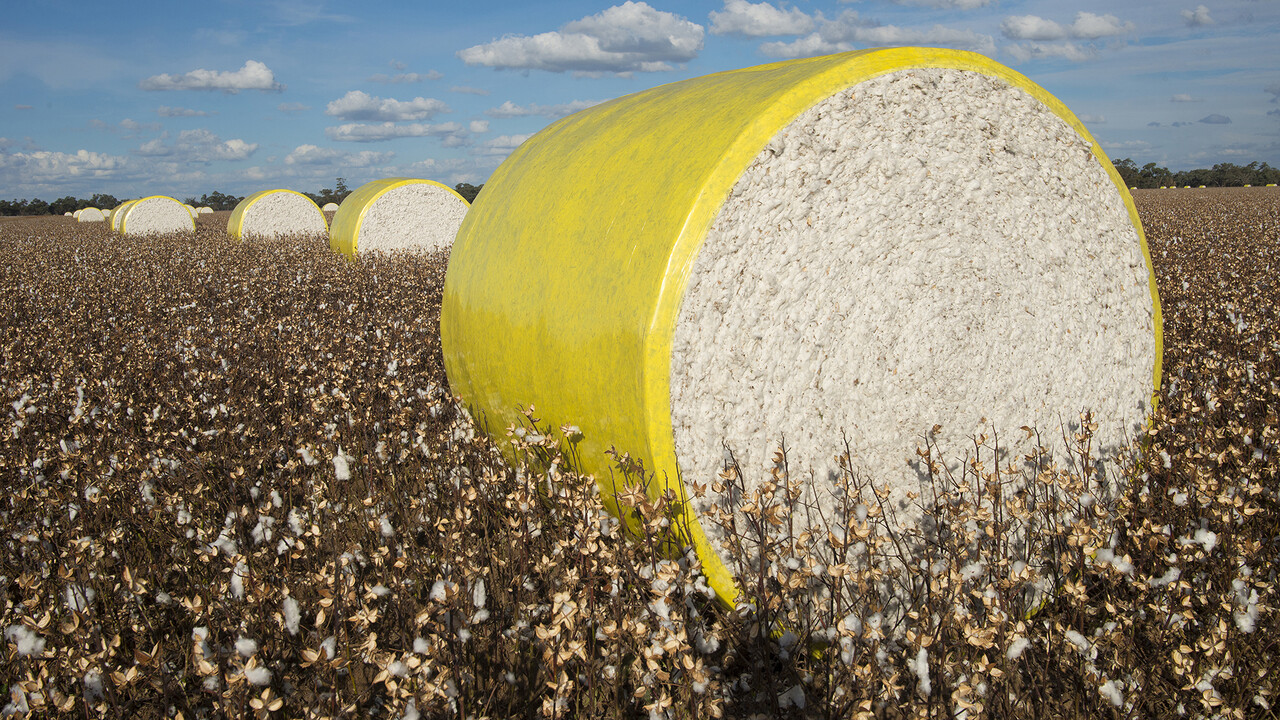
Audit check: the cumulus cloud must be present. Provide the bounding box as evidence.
[277,102,311,113]
[1172,121,1193,127]
[324,90,450,121]
[890,0,991,8]
[709,0,815,37]
[284,144,393,167]
[1181,5,1214,26]
[156,106,216,117]
[761,11,995,58]
[469,120,490,133]
[368,70,443,83]
[140,60,284,93]
[1005,41,1095,63]
[1199,114,1232,124]
[325,121,465,143]
[1078,114,1106,124]
[0,149,126,181]
[486,99,603,119]
[1000,12,1133,40]
[133,129,258,162]
[1170,94,1201,102]
[477,133,535,156]
[1147,121,1161,127]
[457,1,704,74]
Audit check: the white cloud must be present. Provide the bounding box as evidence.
[139,60,284,93]
[761,11,995,58]
[451,85,491,96]
[134,129,258,162]
[325,121,465,143]
[278,102,311,113]
[709,0,815,37]
[477,133,535,155]
[891,0,991,8]
[1264,81,1280,103]
[1170,94,1201,102]
[324,90,450,121]
[457,1,704,74]
[1005,41,1095,63]
[1199,114,1232,124]
[0,149,126,181]
[368,70,443,83]
[1078,114,1106,124]
[156,106,215,117]
[486,99,603,119]
[1181,5,1214,27]
[1101,140,1151,150]
[1000,12,1132,41]
[284,144,393,167]
[469,120,490,133]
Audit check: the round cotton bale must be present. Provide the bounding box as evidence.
[120,196,196,236]
[227,189,327,241]
[183,203,198,219]
[322,202,339,212]
[442,48,1163,603]
[76,207,106,223]
[111,201,136,233]
[329,178,469,257]
[197,207,214,215]
[64,211,73,217]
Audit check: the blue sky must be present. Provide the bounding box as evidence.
[1,0,1277,200]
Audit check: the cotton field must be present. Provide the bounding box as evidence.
[0,191,1277,719]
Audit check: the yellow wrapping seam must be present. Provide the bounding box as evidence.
[441,47,1163,608]
[329,178,469,258]
[228,189,327,242]
[111,200,136,234]
[121,196,195,236]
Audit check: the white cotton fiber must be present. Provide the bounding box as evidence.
[234,190,327,240]
[338,180,469,254]
[322,202,339,212]
[670,69,1155,563]
[120,196,195,236]
[197,207,214,215]
[76,207,106,223]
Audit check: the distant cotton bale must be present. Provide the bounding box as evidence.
[197,207,214,215]
[330,178,469,257]
[76,207,106,223]
[64,211,73,217]
[184,204,198,219]
[227,190,328,241]
[322,202,339,212]
[120,196,196,236]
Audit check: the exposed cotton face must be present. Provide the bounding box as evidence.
[238,191,327,240]
[354,182,469,254]
[671,68,1156,563]
[121,196,195,236]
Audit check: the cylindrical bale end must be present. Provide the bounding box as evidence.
[330,178,470,258]
[228,190,328,241]
[121,196,196,236]
[442,48,1163,604]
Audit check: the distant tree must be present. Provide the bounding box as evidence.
[454,183,483,203]
[307,178,354,208]
[197,191,243,211]
[20,198,49,215]
[1112,158,1139,188]
[50,196,80,216]
[89,193,119,209]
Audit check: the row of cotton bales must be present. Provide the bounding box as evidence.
[226,179,470,257]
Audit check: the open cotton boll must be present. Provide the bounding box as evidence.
[329,178,469,257]
[283,596,301,635]
[236,636,259,657]
[5,624,46,656]
[120,196,196,236]
[244,665,272,686]
[671,68,1156,571]
[228,189,327,241]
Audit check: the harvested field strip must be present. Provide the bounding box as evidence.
[0,191,1277,718]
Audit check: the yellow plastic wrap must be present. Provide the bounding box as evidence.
[110,200,136,234]
[329,178,469,258]
[120,195,196,236]
[441,47,1164,606]
[227,189,327,242]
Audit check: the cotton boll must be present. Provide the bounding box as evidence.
[64,584,96,613]
[402,699,421,720]
[244,665,272,686]
[283,596,301,635]
[236,636,259,657]
[379,516,394,538]
[333,453,351,481]
[230,561,248,600]
[1007,636,1030,660]
[83,670,104,702]
[320,636,337,659]
[4,624,46,656]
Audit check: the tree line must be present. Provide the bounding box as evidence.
[1,179,485,216]
[1112,159,1280,189]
